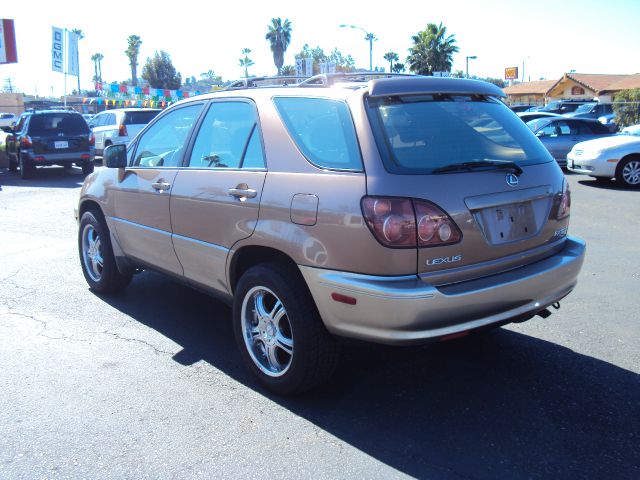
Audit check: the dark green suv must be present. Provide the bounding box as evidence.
[7,110,95,179]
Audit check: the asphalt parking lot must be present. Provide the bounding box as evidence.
[0,166,638,479]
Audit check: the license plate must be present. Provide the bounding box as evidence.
[475,202,537,245]
[54,141,68,149]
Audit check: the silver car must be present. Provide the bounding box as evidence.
[527,117,612,167]
[89,108,160,155]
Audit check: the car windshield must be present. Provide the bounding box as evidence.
[526,118,552,131]
[574,103,596,113]
[29,113,90,135]
[540,101,561,111]
[367,94,552,174]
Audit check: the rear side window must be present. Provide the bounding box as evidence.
[368,95,552,174]
[274,97,362,171]
[124,110,160,125]
[29,113,89,135]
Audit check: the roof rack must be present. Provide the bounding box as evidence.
[297,72,419,87]
[225,76,307,90]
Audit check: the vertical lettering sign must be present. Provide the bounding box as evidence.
[66,30,79,76]
[52,26,64,73]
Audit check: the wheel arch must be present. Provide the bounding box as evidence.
[228,245,304,295]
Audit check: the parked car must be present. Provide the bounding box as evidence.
[567,134,640,187]
[0,112,17,132]
[89,108,160,155]
[566,102,613,120]
[537,99,589,114]
[76,75,585,394]
[517,111,564,123]
[6,110,95,179]
[526,117,612,167]
[82,113,94,123]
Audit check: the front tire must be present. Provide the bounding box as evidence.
[616,156,640,188]
[79,210,131,293]
[233,263,340,395]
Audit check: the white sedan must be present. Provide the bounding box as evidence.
[567,132,640,188]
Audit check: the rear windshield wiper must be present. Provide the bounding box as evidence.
[432,160,523,176]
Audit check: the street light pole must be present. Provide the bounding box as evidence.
[522,56,531,83]
[340,24,376,71]
[466,55,477,79]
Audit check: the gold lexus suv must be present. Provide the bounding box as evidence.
[76,74,586,394]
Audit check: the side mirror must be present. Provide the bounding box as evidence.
[104,144,127,168]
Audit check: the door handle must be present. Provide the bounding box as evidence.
[152,181,171,192]
[227,187,257,199]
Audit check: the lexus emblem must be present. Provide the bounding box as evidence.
[506,173,519,187]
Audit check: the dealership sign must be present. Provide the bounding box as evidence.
[51,27,79,75]
[0,19,18,64]
[505,66,519,80]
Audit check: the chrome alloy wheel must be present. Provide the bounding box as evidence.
[81,223,104,282]
[241,286,294,377]
[622,159,640,185]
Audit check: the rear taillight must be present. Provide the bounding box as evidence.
[118,124,128,137]
[361,196,461,248]
[557,181,571,220]
[88,133,95,146]
[20,135,32,148]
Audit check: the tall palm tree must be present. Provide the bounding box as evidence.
[384,52,399,73]
[125,35,142,86]
[265,18,292,75]
[239,48,254,78]
[407,22,459,75]
[91,53,104,83]
[71,29,84,93]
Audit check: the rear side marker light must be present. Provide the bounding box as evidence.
[361,196,461,248]
[331,293,357,305]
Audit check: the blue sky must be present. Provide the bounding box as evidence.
[3,0,639,96]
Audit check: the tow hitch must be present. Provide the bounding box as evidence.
[537,301,561,319]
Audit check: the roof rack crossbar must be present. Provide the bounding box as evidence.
[297,72,419,87]
[225,76,308,90]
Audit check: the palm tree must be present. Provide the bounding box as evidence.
[125,35,142,86]
[239,48,254,78]
[265,18,292,75]
[407,22,459,75]
[71,29,84,93]
[392,62,406,73]
[384,52,399,73]
[91,53,104,83]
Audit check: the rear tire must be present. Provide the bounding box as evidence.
[233,263,340,395]
[82,161,94,175]
[18,154,34,179]
[616,156,640,189]
[79,210,132,293]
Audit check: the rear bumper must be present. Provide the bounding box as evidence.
[300,236,586,345]
[22,149,95,165]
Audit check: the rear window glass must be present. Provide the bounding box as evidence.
[124,110,160,125]
[28,113,89,135]
[367,95,552,174]
[273,97,362,171]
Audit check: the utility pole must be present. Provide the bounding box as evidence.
[3,78,15,93]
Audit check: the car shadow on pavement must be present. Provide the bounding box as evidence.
[101,270,640,480]
[577,178,636,191]
[0,166,88,189]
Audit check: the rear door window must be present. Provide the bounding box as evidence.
[274,97,363,171]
